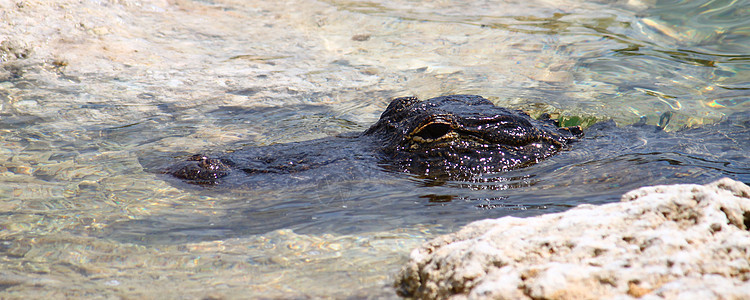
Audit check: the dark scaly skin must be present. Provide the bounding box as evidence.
[166,95,582,185]
[364,95,581,178]
[167,154,231,182]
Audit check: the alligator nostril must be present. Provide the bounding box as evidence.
[414,123,452,140]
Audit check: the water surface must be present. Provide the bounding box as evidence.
[1,0,748,297]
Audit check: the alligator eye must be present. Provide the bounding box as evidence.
[413,122,452,140]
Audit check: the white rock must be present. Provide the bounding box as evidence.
[395,178,750,299]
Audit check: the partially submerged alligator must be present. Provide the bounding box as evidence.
[167,95,582,185]
[114,96,747,243]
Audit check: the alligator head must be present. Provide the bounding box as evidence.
[363,94,581,179]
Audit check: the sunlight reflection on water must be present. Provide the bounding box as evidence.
[0,0,748,298]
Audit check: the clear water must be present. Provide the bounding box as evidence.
[1,0,748,297]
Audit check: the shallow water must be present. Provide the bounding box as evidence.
[1,0,749,298]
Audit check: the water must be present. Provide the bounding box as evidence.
[1,0,748,297]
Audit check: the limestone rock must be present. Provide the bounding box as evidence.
[395,178,750,299]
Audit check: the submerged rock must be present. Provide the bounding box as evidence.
[396,178,750,299]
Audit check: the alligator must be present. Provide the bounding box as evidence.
[112,96,748,243]
[166,94,583,185]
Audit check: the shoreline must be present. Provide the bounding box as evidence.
[396,178,750,299]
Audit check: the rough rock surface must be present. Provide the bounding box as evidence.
[396,178,750,299]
